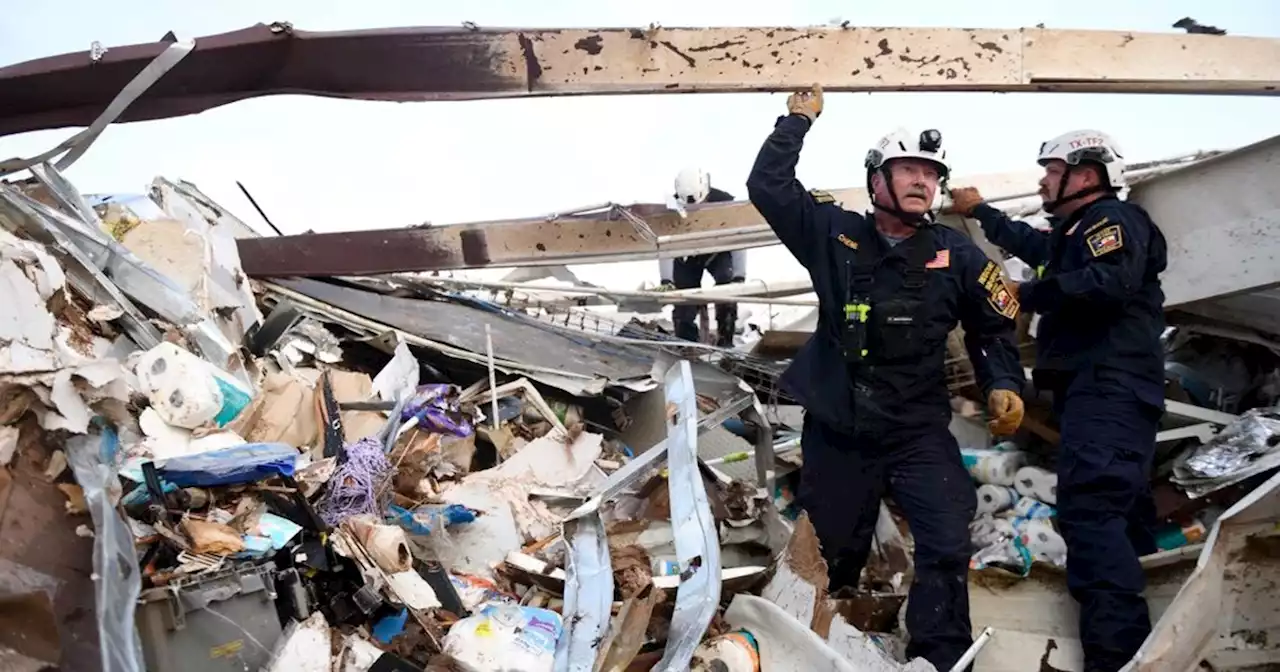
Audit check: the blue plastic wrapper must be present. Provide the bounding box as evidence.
[399,384,473,437]
[235,513,304,559]
[373,608,409,644]
[387,503,477,536]
[154,442,298,487]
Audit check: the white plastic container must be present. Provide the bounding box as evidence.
[134,342,250,429]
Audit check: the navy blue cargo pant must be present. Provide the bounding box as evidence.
[672,252,736,346]
[799,415,976,671]
[1053,368,1161,672]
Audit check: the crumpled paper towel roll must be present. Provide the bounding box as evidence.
[1014,466,1058,505]
[345,516,412,574]
[1012,496,1056,520]
[961,448,1028,487]
[975,484,1019,517]
[969,514,1017,548]
[1018,518,1067,567]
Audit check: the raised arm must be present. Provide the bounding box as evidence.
[949,187,1053,267]
[746,85,831,271]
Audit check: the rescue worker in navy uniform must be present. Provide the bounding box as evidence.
[658,167,746,346]
[747,84,1026,671]
[948,130,1167,672]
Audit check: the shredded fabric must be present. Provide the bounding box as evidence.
[320,437,391,526]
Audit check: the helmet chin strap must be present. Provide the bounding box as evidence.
[1043,164,1111,212]
[867,167,935,228]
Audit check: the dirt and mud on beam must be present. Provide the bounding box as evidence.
[3,23,1279,137]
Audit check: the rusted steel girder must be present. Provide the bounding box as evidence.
[4,23,1279,136]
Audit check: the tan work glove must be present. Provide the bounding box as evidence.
[987,389,1025,436]
[944,186,985,216]
[787,84,824,122]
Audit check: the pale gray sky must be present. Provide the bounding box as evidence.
[1,1,1277,293]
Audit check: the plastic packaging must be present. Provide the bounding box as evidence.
[1018,518,1068,567]
[450,574,518,612]
[386,503,477,535]
[153,442,297,487]
[66,428,145,672]
[399,384,474,437]
[961,448,1027,486]
[1012,496,1056,520]
[134,342,251,429]
[443,603,563,672]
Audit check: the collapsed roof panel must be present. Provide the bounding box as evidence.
[4,23,1280,137]
[272,277,654,389]
[266,276,751,403]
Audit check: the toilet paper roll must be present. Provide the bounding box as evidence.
[1012,496,1056,520]
[975,484,1019,517]
[961,449,1028,487]
[1013,466,1058,505]
[1019,518,1067,568]
[346,517,413,574]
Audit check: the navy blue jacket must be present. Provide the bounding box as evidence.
[747,114,1024,435]
[970,197,1167,402]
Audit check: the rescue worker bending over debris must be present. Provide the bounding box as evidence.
[949,131,1168,672]
[658,167,746,346]
[747,84,1026,671]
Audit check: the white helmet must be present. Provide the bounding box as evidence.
[864,128,951,178]
[674,167,711,204]
[1037,129,1126,190]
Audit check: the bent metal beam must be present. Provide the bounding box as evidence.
[235,169,1044,277]
[2,23,1279,136]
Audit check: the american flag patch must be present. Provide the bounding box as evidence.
[925,249,951,269]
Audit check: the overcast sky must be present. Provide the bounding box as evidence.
[1,1,1277,299]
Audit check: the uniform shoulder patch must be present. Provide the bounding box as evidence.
[809,189,837,204]
[977,259,1019,319]
[1086,224,1124,257]
[987,284,1020,319]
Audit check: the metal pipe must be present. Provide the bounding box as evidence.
[402,274,818,306]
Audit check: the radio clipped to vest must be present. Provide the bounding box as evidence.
[842,298,871,363]
[840,226,936,366]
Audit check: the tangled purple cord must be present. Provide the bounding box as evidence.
[319,437,391,526]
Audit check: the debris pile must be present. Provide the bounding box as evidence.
[0,165,809,672]
[3,160,1280,672]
